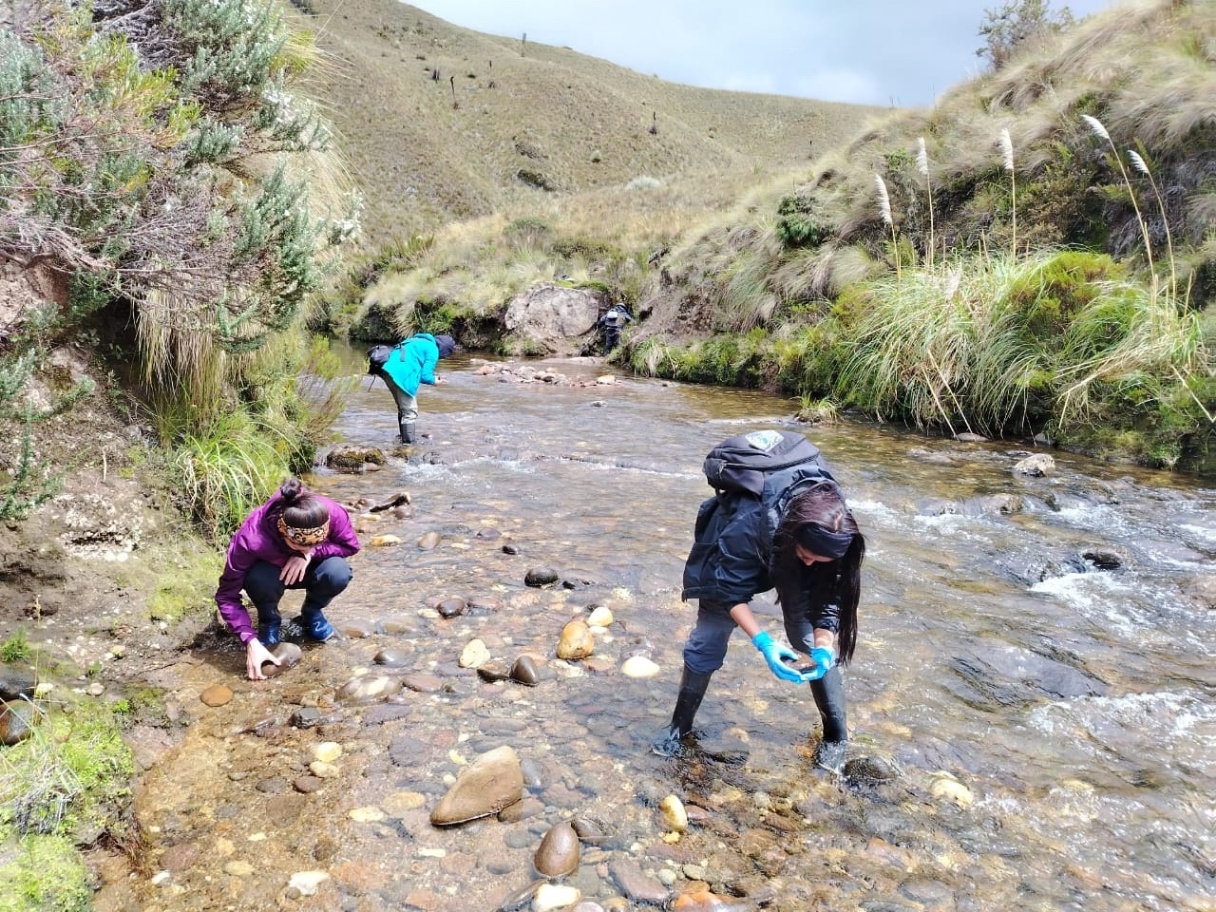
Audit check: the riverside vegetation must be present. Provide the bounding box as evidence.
[0,0,1213,908]
[333,0,1214,474]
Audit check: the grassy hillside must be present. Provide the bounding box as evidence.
[338,0,1214,472]
[295,0,881,242]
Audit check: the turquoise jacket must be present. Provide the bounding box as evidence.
[381,333,439,396]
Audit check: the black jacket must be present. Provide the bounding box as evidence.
[680,458,845,633]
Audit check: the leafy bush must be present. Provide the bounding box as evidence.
[776,192,831,248]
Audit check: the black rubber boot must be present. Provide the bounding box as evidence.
[810,666,848,771]
[652,666,712,756]
[399,420,416,444]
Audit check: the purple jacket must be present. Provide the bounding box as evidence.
[215,492,361,643]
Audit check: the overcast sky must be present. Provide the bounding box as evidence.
[408,0,1119,107]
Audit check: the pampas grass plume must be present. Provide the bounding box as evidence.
[1000,128,1014,172]
[1128,149,1150,175]
[1081,114,1111,142]
[875,174,892,227]
[916,137,929,177]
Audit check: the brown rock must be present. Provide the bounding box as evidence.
[556,620,594,660]
[510,655,540,685]
[430,746,524,826]
[0,701,34,745]
[534,820,580,878]
[262,642,303,678]
[200,684,233,707]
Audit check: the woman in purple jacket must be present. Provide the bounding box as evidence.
[215,478,361,680]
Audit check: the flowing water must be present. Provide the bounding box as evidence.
[113,346,1216,912]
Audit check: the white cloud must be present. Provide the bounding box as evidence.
[408,0,1122,106]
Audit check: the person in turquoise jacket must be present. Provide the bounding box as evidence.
[372,333,458,443]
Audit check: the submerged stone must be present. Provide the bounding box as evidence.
[430,745,523,826]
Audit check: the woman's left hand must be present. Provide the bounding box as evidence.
[800,647,835,682]
[280,552,312,585]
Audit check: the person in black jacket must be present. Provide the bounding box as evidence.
[654,477,865,768]
[596,304,633,354]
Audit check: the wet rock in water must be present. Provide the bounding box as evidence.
[659,795,688,833]
[586,605,613,627]
[570,815,606,843]
[929,770,973,809]
[290,707,328,729]
[437,597,467,619]
[1014,453,1054,477]
[200,684,233,707]
[262,642,303,678]
[510,655,541,686]
[337,675,395,703]
[340,618,380,638]
[525,567,559,587]
[556,620,594,660]
[843,755,899,784]
[288,871,330,896]
[671,890,754,911]
[417,531,442,550]
[312,741,342,763]
[0,700,35,745]
[467,595,503,613]
[430,745,524,826]
[370,534,402,547]
[0,666,36,701]
[293,776,325,794]
[374,648,410,667]
[476,528,501,541]
[534,820,581,878]
[609,858,669,906]
[533,883,581,911]
[459,639,491,668]
[570,903,606,912]
[620,655,660,678]
[503,544,520,555]
[326,446,386,473]
[388,732,431,767]
[477,663,511,683]
[255,777,289,794]
[497,796,545,823]
[401,673,445,693]
[1081,548,1123,571]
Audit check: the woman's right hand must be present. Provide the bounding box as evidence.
[246,639,281,681]
[752,631,805,683]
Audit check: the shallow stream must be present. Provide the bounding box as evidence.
[107,346,1216,912]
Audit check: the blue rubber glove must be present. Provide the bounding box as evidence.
[800,646,835,682]
[752,631,805,683]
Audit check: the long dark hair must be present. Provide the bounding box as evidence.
[772,483,864,664]
[275,477,329,528]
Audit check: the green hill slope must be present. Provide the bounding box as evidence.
[298,0,881,241]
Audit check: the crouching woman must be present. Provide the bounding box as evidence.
[215,478,361,680]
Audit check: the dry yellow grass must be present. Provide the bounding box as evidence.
[291,0,882,245]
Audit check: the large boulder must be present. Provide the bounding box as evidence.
[503,283,607,356]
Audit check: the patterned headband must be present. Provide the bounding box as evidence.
[277,514,330,547]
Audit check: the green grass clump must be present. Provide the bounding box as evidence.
[0,834,93,912]
[1,629,31,663]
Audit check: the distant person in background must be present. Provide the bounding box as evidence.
[371,332,458,444]
[215,478,360,680]
[597,304,633,355]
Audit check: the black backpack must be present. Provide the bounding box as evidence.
[367,344,395,375]
[702,429,831,497]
